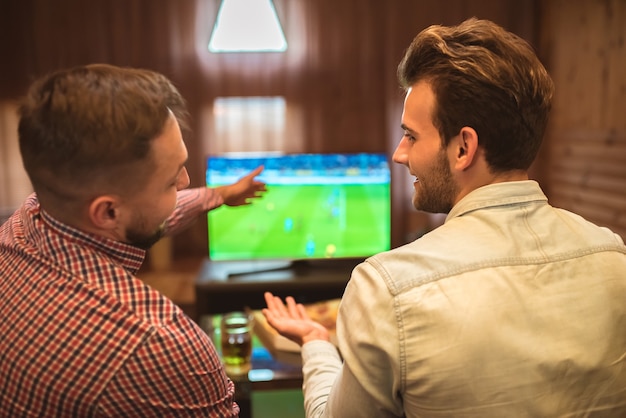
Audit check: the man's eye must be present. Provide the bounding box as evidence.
[404,132,416,142]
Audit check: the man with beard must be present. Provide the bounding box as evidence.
[0,64,266,417]
[262,18,626,417]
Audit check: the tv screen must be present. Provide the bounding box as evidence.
[206,152,391,261]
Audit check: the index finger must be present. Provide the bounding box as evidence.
[264,292,291,318]
[246,165,264,179]
[264,292,283,312]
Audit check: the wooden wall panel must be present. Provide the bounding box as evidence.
[548,130,626,239]
[538,0,626,240]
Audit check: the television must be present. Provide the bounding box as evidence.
[205,152,391,267]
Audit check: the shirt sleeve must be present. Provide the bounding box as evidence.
[163,188,224,236]
[300,261,405,418]
[96,312,239,417]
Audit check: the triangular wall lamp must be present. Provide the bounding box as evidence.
[208,0,288,53]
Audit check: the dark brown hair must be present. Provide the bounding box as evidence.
[18,63,188,201]
[397,17,554,171]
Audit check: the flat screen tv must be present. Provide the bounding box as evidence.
[206,152,391,263]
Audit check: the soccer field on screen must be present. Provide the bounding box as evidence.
[207,183,390,260]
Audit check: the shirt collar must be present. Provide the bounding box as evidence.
[446,180,548,223]
[39,206,146,275]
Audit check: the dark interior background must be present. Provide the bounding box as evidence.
[1,0,624,261]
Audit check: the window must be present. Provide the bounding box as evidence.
[204,96,303,154]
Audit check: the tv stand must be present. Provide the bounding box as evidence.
[219,260,294,278]
[194,258,363,317]
[197,258,363,280]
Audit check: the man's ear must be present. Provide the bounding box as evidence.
[88,195,121,230]
[453,126,479,171]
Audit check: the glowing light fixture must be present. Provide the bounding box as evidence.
[209,0,287,53]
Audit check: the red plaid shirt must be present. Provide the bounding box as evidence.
[0,189,240,417]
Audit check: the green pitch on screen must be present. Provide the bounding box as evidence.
[207,183,390,260]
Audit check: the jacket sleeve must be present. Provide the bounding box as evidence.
[300,260,405,417]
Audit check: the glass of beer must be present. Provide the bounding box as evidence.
[220,311,253,376]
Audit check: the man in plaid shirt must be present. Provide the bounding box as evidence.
[0,64,266,417]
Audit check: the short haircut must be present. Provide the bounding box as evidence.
[18,63,188,200]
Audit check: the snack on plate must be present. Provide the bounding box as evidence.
[304,299,340,331]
